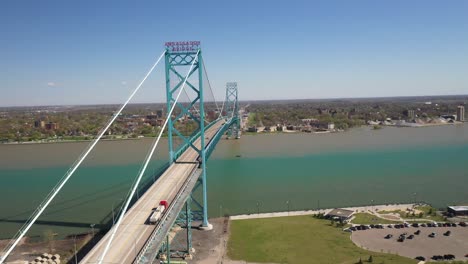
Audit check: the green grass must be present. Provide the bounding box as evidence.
[414,206,446,222]
[379,206,446,222]
[228,215,416,264]
[351,213,402,225]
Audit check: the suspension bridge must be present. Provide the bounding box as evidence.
[0,41,241,264]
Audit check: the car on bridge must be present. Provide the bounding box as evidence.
[149,200,168,224]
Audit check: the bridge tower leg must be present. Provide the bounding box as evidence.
[225,82,241,139]
[164,45,212,230]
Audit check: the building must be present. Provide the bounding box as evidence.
[325,208,354,222]
[34,120,45,128]
[207,110,217,120]
[156,109,164,118]
[456,105,465,121]
[45,122,58,130]
[447,206,468,216]
[403,109,415,120]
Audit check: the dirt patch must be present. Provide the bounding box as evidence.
[192,218,228,264]
[168,217,272,264]
[0,234,91,263]
[351,226,468,261]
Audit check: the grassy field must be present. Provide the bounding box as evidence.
[228,215,417,264]
[351,213,402,225]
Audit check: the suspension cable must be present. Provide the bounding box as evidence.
[96,49,200,264]
[178,75,210,125]
[201,59,220,113]
[0,51,165,264]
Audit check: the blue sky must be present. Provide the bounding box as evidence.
[1,0,467,106]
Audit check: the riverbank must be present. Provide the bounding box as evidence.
[3,121,465,145]
[230,203,417,220]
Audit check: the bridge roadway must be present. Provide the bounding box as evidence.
[80,120,224,264]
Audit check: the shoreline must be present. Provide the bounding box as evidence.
[0,203,421,242]
[2,122,466,145]
[230,203,419,220]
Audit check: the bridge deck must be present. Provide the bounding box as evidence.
[80,120,224,264]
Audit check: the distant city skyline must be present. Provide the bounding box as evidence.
[1,0,468,106]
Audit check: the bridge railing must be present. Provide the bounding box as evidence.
[134,167,202,264]
[205,117,238,159]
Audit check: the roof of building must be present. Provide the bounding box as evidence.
[448,206,468,212]
[326,208,354,218]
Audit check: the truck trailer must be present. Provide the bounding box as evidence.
[149,200,168,224]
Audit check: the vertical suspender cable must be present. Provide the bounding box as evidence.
[97,49,200,264]
[201,59,220,114]
[0,51,165,264]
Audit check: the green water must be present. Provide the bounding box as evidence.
[0,125,467,239]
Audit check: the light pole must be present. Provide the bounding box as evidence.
[371,199,374,212]
[219,204,223,218]
[286,200,290,216]
[73,235,78,264]
[112,198,124,225]
[90,224,95,242]
[256,201,260,215]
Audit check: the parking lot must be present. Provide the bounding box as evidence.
[351,224,468,261]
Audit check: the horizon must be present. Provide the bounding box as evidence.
[1,1,468,106]
[1,93,467,109]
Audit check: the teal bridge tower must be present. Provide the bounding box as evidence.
[153,42,241,262]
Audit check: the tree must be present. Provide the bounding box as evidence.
[368,255,373,262]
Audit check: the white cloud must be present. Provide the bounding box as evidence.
[121,81,127,86]
[47,82,56,87]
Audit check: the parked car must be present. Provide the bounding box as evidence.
[443,230,451,236]
[414,230,421,235]
[459,222,466,227]
[443,254,455,260]
[429,232,436,238]
[415,256,425,261]
[384,234,393,239]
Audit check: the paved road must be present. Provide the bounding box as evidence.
[80,120,224,264]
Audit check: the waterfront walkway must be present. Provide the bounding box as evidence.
[230,203,417,220]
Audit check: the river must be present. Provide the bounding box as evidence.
[0,124,467,239]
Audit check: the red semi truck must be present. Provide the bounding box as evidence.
[149,200,168,224]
